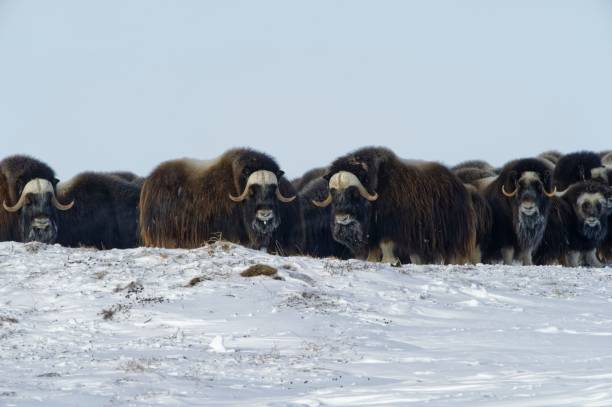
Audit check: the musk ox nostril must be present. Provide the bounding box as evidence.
[256,209,274,222]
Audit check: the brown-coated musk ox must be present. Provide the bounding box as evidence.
[139,149,303,253]
[311,147,478,265]
[553,151,606,191]
[535,181,610,267]
[0,155,73,243]
[295,172,351,259]
[480,158,556,265]
[55,172,142,249]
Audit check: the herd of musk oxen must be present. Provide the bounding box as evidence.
[2,147,612,267]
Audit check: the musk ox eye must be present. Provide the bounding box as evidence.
[582,202,590,212]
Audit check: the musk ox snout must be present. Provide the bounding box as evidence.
[584,217,601,227]
[334,213,354,226]
[256,208,274,222]
[25,216,58,244]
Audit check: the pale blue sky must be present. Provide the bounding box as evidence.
[1,1,611,179]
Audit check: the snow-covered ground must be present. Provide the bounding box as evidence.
[1,242,612,406]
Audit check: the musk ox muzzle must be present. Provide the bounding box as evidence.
[312,171,378,207]
[2,178,74,212]
[229,170,296,203]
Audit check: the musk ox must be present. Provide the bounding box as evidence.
[0,155,73,243]
[553,151,606,191]
[139,148,303,253]
[55,172,142,249]
[311,147,477,265]
[535,181,610,267]
[296,172,351,259]
[480,158,556,265]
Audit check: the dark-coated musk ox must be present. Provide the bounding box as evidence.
[0,155,73,243]
[55,172,142,249]
[480,158,556,265]
[312,147,477,265]
[553,151,606,191]
[139,148,303,253]
[535,181,610,267]
[296,172,351,259]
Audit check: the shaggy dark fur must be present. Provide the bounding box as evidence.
[106,172,144,186]
[536,181,610,266]
[0,155,60,243]
[537,150,563,166]
[553,151,603,191]
[297,175,351,259]
[319,147,477,264]
[481,158,554,265]
[465,185,493,260]
[139,148,303,253]
[56,172,142,249]
[533,197,572,265]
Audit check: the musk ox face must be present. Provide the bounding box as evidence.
[2,178,74,244]
[229,169,295,249]
[566,184,610,241]
[312,171,378,256]
[502,170,554,249]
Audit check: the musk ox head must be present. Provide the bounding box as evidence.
[561,181,610,242]
[2,178,74,244]
[227,152,295,249]
[499,159,555,249]
[311,150,382,257]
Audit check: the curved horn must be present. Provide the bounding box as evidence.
[2,178,57,213]
[544,186,557,198]
[312,193,332,208]
[52,196,74,211]
[329,171,378,202]
[229,189,249,202]
[2,195,27,212]
[276,188,296,203]
[229,170,279,203]
[555,187,569,197]
[501,185,517,197]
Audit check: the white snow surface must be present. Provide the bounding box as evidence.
[1,241,612,406]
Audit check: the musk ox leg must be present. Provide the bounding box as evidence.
[409,254,423,265]
[517,249,534,266]
[469,245,483,264]
[567,250,582,267]
[380,240,400,266]
[366,246,381,262]
[585,249,603,268]
[501,247,515,265]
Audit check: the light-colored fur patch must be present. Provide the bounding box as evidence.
[577,193,606,208]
